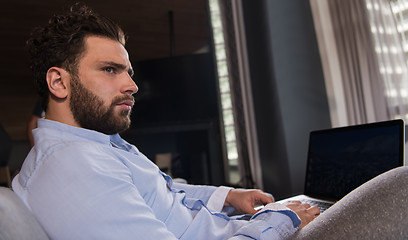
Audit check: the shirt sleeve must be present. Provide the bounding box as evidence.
[16,141,300,240]
[227,203,301,239]
[171,182,218,203]
[20,144,180,240]
[171,182,233,213]
[177,201,301,240]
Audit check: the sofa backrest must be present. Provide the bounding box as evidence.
[0,187,49,240]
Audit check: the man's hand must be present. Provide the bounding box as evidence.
[224,189,274,215]
[283,201,320,229]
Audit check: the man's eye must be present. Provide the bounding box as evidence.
[104,67,115,73]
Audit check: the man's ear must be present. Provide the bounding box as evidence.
[46,67,69,99]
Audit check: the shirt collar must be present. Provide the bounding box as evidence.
[37,118,139,154]
[110,133,139,154]
[37,118,112,146]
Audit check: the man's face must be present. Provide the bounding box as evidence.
[69,36,138,135]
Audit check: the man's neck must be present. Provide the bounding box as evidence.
[45,101,80,128]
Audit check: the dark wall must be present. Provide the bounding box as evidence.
[123,53,225,186]
[242,0,332,199]
[0,0,210,141]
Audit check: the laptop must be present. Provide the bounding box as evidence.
[278,119,405,213]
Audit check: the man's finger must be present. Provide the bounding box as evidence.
[257,192,275,205]
[285,200,302,205]
[308,205,321,216]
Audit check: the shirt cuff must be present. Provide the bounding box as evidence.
[232,203,300,239]
[206,186,233,212]
[253,203,301,228]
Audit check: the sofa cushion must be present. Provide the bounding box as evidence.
[0,187,49,240]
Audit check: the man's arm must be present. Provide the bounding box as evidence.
[14,144,181,240]
[171,182,218,204]
[15,140,312,240]
[171,182,274,215]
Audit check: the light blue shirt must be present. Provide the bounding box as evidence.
[13,119,300,240]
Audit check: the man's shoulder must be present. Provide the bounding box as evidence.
[17,135,129,189]
[37,137,116,165]
[35,119,111,145]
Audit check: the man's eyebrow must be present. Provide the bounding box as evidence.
[101,61,134,77]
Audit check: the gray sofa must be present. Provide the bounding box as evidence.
[291,166,408,239]
[0,187,48,240]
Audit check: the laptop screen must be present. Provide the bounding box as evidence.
[304,119,405,201]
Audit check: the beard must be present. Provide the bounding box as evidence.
[69,74,134,135]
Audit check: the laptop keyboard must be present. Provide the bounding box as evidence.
[301,199,333,213]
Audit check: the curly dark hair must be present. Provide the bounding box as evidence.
[27,3,126,111]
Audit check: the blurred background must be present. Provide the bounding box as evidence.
[1,0,407,200]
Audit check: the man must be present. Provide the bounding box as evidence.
[12,4,319,240]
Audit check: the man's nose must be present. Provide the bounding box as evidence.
[122,73,138,95]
